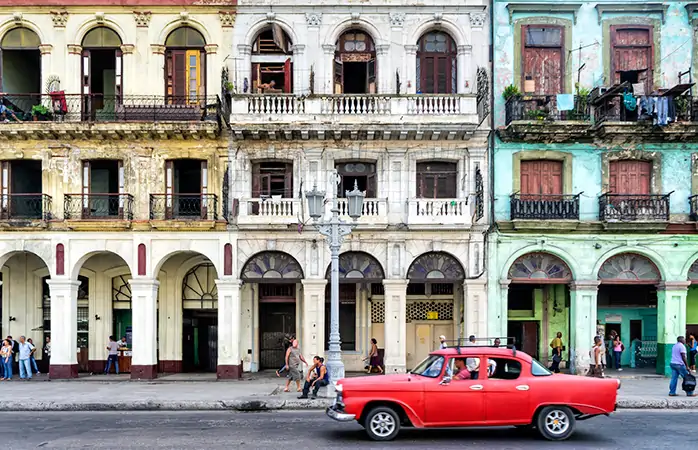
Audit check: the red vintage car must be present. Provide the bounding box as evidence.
[327,345,619,441]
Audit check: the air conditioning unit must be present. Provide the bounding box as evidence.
[590,86,609,101]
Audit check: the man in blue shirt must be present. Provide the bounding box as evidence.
[18,336,34,380]
[669,336,693,397]
[0,99,20,122]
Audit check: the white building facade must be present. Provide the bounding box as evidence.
[0,0,490,380]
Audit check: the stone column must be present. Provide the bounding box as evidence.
[376,44,391,94]
[47,279,80,379]
[302,279,327,359]
[457,45,473,94]
[216,278,243,379]
[39,45,53,93]
[322,44,336,94]
[404,45,417,94]
[129,278,159,379]
[292,44,306,95]
[463,279,487,338]
[657,281,690,376]
[237,44,252,93]
[150,45,166,97]
[569,280,600,375]
[383,279,408,373]
[493,279,511,338]
[120,44,135,96]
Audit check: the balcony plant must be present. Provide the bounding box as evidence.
[502,84,521,101]
[525,109,548,121]
[31,104,52,121]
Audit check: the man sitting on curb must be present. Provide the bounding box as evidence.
[298,356,329,400]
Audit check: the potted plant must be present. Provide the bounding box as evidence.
[224,81,234,95]
[502,84,521,101]
[31,104,51,121]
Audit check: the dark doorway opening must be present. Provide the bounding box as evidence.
[182,309,217,372]
[259,284,296,370]
[343,62,367,94]
[508,320,540,360]
[169,159,205,218]
[2,160,42,219]
[87,160,120,217]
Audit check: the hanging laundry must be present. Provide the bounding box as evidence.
[622,92,637,111]
[556,94,575,111]
[632,83,646,96]
[655,96,669,126]
[667,96,676,122]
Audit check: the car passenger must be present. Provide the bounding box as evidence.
[466,357,480,379]
[487,358,497,377]
[453,358,471,380]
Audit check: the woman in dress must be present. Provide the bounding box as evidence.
[366,338,384,374]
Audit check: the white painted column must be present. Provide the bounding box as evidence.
[404,45,418,94]
[569,280,600,375]
[216,278,243,378]
[383,279,408,373]
[237,44,252,93]
[495,279,511,338]
[322,44,336,94]
[292,45,306,95]
[302,279,327,359]
[376,44,391,94]
[129,278,159,379]
[47,279,79,379]
[463,279,487,338]
[458,45,473,94]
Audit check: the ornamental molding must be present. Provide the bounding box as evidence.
[218,11,236,28]
[133,11,152,28]
[120,44,135,55]
[305,12,322,27]
[67,44,82,55]
[50,11,69,28]
[470,12,487,28]
[389,12,406,28]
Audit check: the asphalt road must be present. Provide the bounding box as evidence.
[3,410,692,449]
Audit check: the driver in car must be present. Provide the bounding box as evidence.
[453,358,471,380]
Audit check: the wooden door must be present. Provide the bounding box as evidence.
[520,160,563,197]
[283,58,292,93]
[611,26,653,92]
[117,161,124,218]
[334,58,343,94]
[165,160,174,219]
[114,48,123,102]
[1,161,9,214]
[166,50,187,103]
[367,58,376,94]
[81,49,92,119]
[414,324,432,369]
[200,160,208,219]
[522,26,563,95]
[81,161,91,218]
[609,160,651,194]
[522,321,539,360]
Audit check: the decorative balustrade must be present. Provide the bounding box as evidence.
[64,193,134,220]
[319,95,392,115]
[407,198,470,226]
[239,198,300,218]
[599,193,671,222]
[246,94,305,115]
[510,193,580,220]
[407,95,462,115]
[337,197,386,218]
[149,193,218,220]
[0,193,52,221]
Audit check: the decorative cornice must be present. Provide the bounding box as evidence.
[404,44,418,55]
[570,280,601,291]
[120,44,135,55]
[219,10,236,28]
[389,12,406,28]
[150,44,165,55]
[305,12,322,27]
[292,44,305,55]
[458,44,472,56]
[596,3,668,25]
[506,3,582,25]
[133,11,152,28]
[470,12,487,29]
[237,44,252,56]
[499,279,512,289]
[67,44,81,55]
[322,44,336,54]
[376,44,390,56]
[656,281,691,291]
[39,44,53,55]
[50,11,69,28]
[204,44,218,54]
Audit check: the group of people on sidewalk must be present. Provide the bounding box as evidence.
[275,335,330,399]
[0,335,49,380]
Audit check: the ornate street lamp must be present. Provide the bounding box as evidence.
[305,170,365,383]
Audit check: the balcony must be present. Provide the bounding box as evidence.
[338,197,389,228]
[500,95,591,142]
[689,195,698,222]
[229,94,479,141]
[510,193,580,219]
[149,194,218,223]
[0,194,52,223]
[0,94,222,140]
[235,197,302,229]
[406,198,471,228]
[599,193,671,230]
[64,194,134,223]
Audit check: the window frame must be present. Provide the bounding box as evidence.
[520,24,565,95]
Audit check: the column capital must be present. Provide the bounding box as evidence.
[301,278,328,288]
[151,44,165,55]
[499,278,512,289]
[292,44,306,55]
[463,278,487,288]
[404,44,418,55]
[215,278,242,289]
[383,279,409,288]
[458,44,473,56]
[204,44,218,54]
[120,44,135,55]
[237,44,252,56]
[67,44,82,55]
[376,44,390,56]
[322,44,336,55]
[570,280,600,291]
[46,278,81,288]
[128,278,160,288]
[656,281,691,291]
[39,44,53,55]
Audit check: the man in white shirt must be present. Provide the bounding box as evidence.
[17,336,34,380]
[104,336,120,375]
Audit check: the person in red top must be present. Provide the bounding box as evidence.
[453,358,471,380]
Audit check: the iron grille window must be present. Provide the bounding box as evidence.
[475,166,484,221]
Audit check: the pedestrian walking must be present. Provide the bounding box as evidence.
[7,336,18,374]
[587,336,604,378]
[104,336,120,374]
[283,339,307,393]
[549,332,563,373]
[669,336,694,397]
[608,330,618,369]
[42,336,51,374]
[17,336,34,380]
[365,338,383,374]
[0,340,13,380]
[298,356,330,399]
[687,334,697,373]
[613,335,624,371]
[275,334,294,377]
[27,338,39,374]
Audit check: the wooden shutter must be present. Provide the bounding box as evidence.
[115,48,123,102]
[520,160,563,196]
[522,25,563,95]
[334,59,343,94]
[1,161,9,212]
[252,63,260,92]
[117,160,124,217]
[609,160,651,195]
[0,50,3,93]
[200,160,208,219]
[82,161,91,217]
[284,58,292,93]
[81,49,91,119]
[185,50,201,104]
[251,163,261,198]
[283,163,293,198]
[366,172,377,198]
[165,160,174,219]
[168,50,187,103]
[611,26,653,92]
[367,58,376,94]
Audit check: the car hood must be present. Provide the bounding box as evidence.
[338,374,422,392]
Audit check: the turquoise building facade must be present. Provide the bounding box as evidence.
[490,1,698,375]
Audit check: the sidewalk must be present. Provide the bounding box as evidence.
[0,371,694,411]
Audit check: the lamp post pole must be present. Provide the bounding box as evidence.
[306,169,364,383]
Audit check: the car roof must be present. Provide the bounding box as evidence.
[430,346,533,362]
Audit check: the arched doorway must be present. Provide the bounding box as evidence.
[416,31,457,94]
[165,26,207,103]
[0,27,41,116]
[81,26,123,120]
[181,262,217,372]
[597,252,661,370]
[241,251,303,370]
[325,252,384,371]
[251,25,293,93]
[334,30,376,94]
[687,260,698,339]
[507,252,573,364]
[406,251,464,368]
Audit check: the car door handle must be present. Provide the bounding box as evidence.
[470,384,484,390]
[516,385,530,391]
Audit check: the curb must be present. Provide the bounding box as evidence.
[0,397,695,411]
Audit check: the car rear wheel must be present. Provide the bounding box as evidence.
[536,406,575,441]
[364,406,400,441]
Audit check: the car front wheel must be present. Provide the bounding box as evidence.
[536,406,575,441]
[364,406,400,441]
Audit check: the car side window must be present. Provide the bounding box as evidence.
[531,359,552,376]
[486,357,522,380]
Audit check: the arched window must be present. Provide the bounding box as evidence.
[251,25,293,93]
[80,27,123,103]
[165,27,207,103]
[0,27,41,102]
[334,30,376,94]
[417,31,457,94]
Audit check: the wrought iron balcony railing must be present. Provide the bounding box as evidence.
[0,193,52,221]
[0,93,221,123]
[149,193,218,221]
[593,93,693,124]
[64,194,134,220]
[510,193,581,220]
[689,195,698,221]
[505,95,591,125]
[599,193,671,222]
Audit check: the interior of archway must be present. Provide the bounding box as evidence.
[251,26,293,93]
[81,27,123,120]
[334,29,376,94]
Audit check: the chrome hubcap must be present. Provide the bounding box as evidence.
[544,410,569,435]
[370,412,396,437]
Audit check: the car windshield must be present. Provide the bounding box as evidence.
[531,358,552,376]
[411,354,445,378]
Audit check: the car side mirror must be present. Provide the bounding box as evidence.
[439,376,452,385]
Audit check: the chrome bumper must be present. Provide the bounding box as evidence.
[326,406,356,422]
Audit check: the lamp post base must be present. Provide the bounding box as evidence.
[325,350,345,383]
